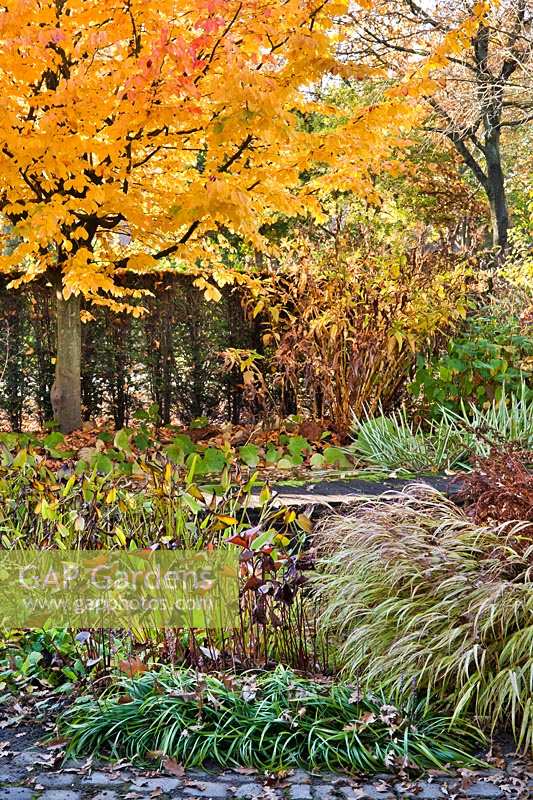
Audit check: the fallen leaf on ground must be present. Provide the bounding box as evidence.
[163,757,185,777]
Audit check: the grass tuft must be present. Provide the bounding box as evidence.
[313,486,533,751]
[59,666,484,772]
[349,406,469,473]
[441,382,533,455]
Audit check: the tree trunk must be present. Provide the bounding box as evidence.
[51,286,81,433]
[160,288,174,426]
[485,131,509,253]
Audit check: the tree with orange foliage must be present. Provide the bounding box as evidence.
[0,0,464,431]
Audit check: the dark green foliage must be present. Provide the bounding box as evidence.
[140,279,245,424]
[0,628,110,694]
[30,286,56,423]
[0,277,257,428]
[59,666,484,772]
[410,308,533,415]
[0,288,30,430]
[0,279,55,429]
[81,307,139,428]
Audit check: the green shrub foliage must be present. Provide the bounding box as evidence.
[410,308,532,414]
[0,276,257,429]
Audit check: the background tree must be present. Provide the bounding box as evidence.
[343,0,532,253]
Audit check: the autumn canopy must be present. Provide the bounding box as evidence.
[0,0,475,431]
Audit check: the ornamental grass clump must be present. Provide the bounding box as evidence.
[349,406,470,473]
[440,382,533,455]
[313,486,533,751]
[59,665,482,772]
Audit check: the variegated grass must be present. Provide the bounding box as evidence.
[313,486,533,751]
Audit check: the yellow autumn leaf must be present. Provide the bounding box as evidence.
[127,254,158,272]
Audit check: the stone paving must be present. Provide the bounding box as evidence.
[256,476,458,509]
[0,728,531,800]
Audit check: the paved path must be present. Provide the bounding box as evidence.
[268,475,458,508]
[0,726,530,800]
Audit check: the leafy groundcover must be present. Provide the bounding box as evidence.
[59,666,484,773]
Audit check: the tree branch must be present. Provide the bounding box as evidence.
[499,109,533,128]
[196,2,243,82]
[112,131,256,269]
[218,134,254,173]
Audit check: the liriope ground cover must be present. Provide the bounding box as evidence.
[59,666,484,772]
